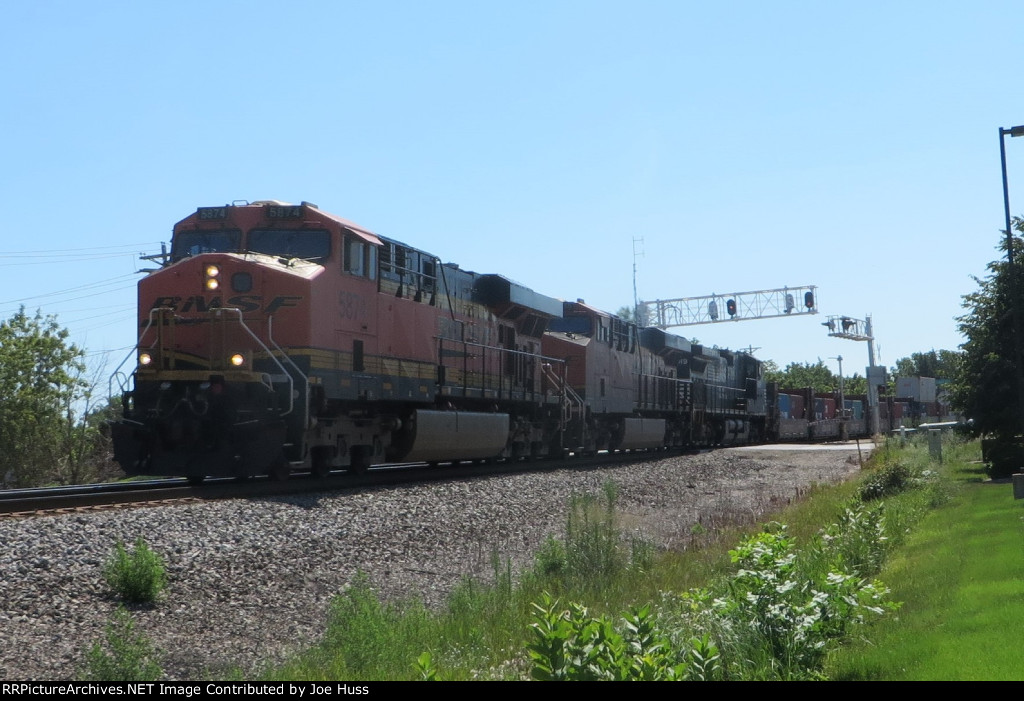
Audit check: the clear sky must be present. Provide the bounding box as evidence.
[2,1,1022,383]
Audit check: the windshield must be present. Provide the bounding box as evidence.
[248,229,331,262]
[171,230,242,261]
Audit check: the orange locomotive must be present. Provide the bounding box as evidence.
[110,199,769,483]
[111,200,569,482]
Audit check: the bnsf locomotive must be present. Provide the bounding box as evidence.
[109,200,775,483]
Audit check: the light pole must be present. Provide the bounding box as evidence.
[831,355,846,440]
[1000,126,1024,263]
[999,125,1024,436]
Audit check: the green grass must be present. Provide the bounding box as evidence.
[826,445,1024,681]
[260,434,1018,681]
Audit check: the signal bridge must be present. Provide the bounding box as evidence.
[640,285,818,329]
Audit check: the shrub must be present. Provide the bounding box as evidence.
[817,501,889,576]
[104,537,167,604]
[683,522,897,679]
[859,461,914,501]
[82,608,162,681]
[526,591,726,681]
[981,438,1024,479]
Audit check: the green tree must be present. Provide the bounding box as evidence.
[843,372,868,396]
[950,223,1024,438]
[765,359,869,396]
[0,307,91,487]
[765,359,837,393]
[891,350,961,380]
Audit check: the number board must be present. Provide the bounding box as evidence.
[267,205,303,219]
[197,207,228,220]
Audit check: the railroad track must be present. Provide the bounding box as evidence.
[0,449,686,518]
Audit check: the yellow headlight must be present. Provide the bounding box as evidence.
[205,265,221,290]
[229,353,245,367]
[139,352,152,366]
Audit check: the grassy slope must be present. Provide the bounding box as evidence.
[260,437,1023,681]
[827,457,1024,681]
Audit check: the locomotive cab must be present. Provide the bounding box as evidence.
[111,201,381,481]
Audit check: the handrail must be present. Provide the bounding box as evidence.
[210,307,295,417]
[541,362,584,426]
[108,307,172,399]
[266,315,308,427]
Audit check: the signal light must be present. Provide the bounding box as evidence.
[804,291,814,309]
[842,317,855,332]
[708,300,719,320]
[785,293,795,314]
[726,299,737,317]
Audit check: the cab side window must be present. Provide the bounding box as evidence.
[343,235,378,280]
[344,235,365,276]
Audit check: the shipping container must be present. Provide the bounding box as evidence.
[777,393,792,419]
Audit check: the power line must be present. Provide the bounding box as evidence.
[0,242,161,256]
[0,253,148,266]
[0,274,138,306]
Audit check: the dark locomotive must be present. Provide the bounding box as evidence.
[109,200,893,483]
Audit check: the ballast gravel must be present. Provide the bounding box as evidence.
[0,446,867,681]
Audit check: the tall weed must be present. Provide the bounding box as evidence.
[81,608,162,681]
[530,480,652,598]
[104,537,167,604]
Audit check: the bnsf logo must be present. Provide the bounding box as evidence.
[149,295,303,314]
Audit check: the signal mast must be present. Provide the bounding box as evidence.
[822,314,884,436]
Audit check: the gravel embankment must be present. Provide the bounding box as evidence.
[0,446,866,681]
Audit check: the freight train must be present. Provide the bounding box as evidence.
[110,200,878,483]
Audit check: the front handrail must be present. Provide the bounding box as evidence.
[210,307,295,417]
[108,307,172,399]
[266,315,308,425]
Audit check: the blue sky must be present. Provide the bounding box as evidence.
[2,1,1022,382]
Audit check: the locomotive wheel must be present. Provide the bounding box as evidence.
[349,446,372,475]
